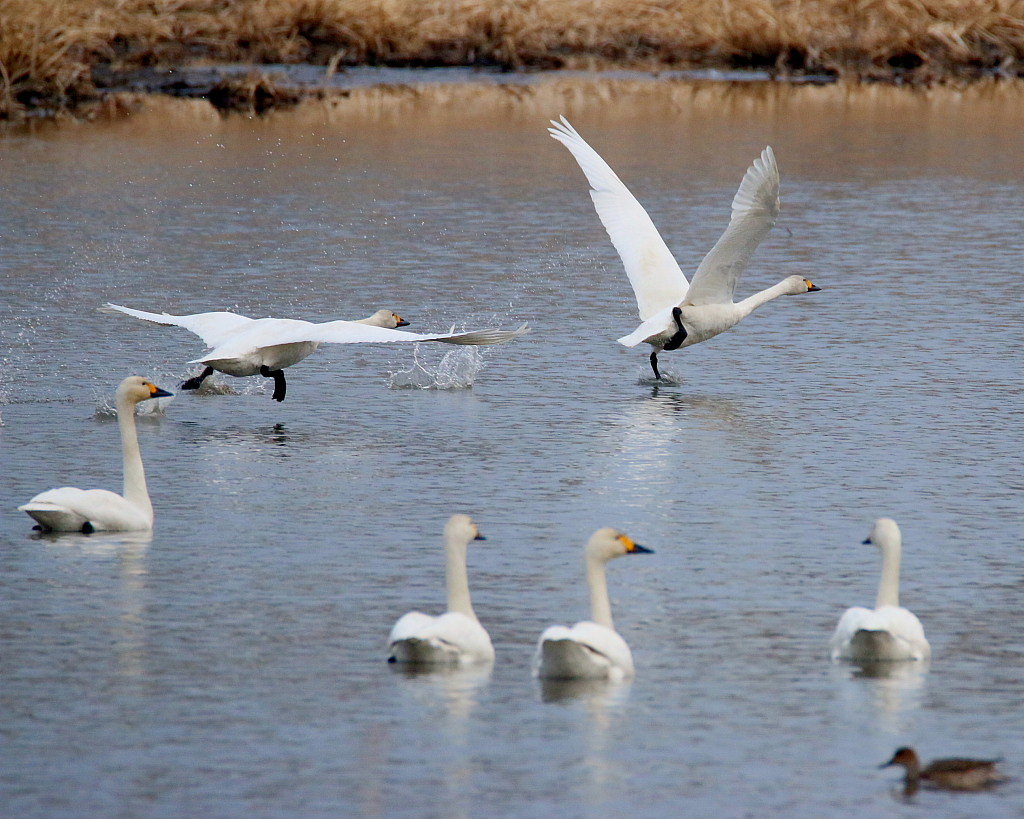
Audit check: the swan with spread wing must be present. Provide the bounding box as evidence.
[102,303,528,401]
[549,116,820,380]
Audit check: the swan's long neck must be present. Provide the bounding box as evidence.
[445,536,476,619]
[876,538,902,609]
[735,279,792,320]
[586,553,614,630]
[117,396,152,518]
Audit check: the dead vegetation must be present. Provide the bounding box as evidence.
[3,0,1024,120]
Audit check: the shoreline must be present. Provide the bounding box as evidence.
[3,0,1024,124]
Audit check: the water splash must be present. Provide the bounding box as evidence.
[637,369,685,386]
[93,378,175,420]
[388,345,483,390]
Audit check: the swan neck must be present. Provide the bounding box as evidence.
[117,395,151,517]
[876,539,901,608]
[445,535,475,619]
[736,279,790,318]
[586,553,614,630]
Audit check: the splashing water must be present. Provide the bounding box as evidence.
[637,369,685,387]
[93,376,176,420]
[388,345,483,390]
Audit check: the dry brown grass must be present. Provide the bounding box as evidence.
[4,0,1024,120]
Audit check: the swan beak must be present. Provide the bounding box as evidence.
[150,386,174,398]
[396,316,410,327]
[862,537,873,545]
[629,543,654,554]
[474,532,487,541]
[805,280,821,292]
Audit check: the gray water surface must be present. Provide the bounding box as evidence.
[1,84,1022,818]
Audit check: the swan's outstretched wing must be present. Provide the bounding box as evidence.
[683,147,780,306]
[549,116,689,321]
[101,303,254,349]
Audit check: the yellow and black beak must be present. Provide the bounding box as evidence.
[620,534,654,554]
[149,385,174,399]
[862,537,873,545]
[395,315,410,327]
[805,279,821,292]
[474,531,486,541]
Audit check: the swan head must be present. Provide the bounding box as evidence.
[863,517,901,550]
[116,376,173,405]
[784,275,821,295]
[586,528,653,562]
[445,514,486,545]
[365,309,410,328]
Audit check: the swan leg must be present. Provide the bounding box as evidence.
[181,366,214,391]
[649,351,662,380]
[260,365,287,402]
[662,307,688,352]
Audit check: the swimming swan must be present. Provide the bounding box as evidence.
[549,116,821,380]
[101,303,529,401]
[534,528,653,681]
[18,376,173,532]
[387,514,494,666]
[829,518,931,662]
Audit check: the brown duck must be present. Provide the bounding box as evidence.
[882,747,1006,792]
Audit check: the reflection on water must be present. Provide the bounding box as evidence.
[829,660,928,735]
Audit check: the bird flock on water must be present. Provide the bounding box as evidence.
[17,118,1004,793]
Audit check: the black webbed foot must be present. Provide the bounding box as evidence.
[181,366,215,391]
[261,366,287,402]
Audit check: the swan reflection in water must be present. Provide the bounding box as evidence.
[830,657,929,735]
[389,663,493,819]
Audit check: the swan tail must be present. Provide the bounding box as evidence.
[536,638,610,680]
[18,502,89,532]
[388,637,460,665]
[436,323,530,346]
[847,629,904,661]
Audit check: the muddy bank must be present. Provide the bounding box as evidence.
[3,0,1024,123]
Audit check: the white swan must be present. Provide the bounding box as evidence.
[101,303,528,401]
[829,518,931,662]
[549,116,821,380]
[534,528,653,681]
[18,376,173,533]
[387,514,494,666]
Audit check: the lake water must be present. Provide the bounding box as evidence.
[1,79,1022,818]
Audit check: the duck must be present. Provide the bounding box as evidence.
[548,116,820,380]
[881,746,1006,792]
[101,303,528,401]
[18,376,172,533]
[534,528,653,681]
[387,515,494,666]
[829,518,931,662]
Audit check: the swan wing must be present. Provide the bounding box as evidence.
[535,621,634,678]
[389,611,493,663]
[549,116,688,321]
[102,303,255,349]
[829,605,930,660]
[683,146,780,306]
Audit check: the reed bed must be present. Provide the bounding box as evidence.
[3,0,1024,120]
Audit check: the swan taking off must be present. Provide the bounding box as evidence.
[387,515,494,666]
[549,116,820,380]
[534,528,653,681]
[19,377,172,533]
[829,518,931,662]
[101,304,528,401]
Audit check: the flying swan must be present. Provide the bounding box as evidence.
[534,528,653,681]
[549,116,821,380]
[101,304,528,401]
[387,514,494,666]
[829,518,931,662]
[19,376,173,532]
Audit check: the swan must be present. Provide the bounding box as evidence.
[534,528,653,681]
[101,303,528,401]
[387,514,494,666]
[829,518,931,662]
[549,116,821,380]
[18,376,173,533]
